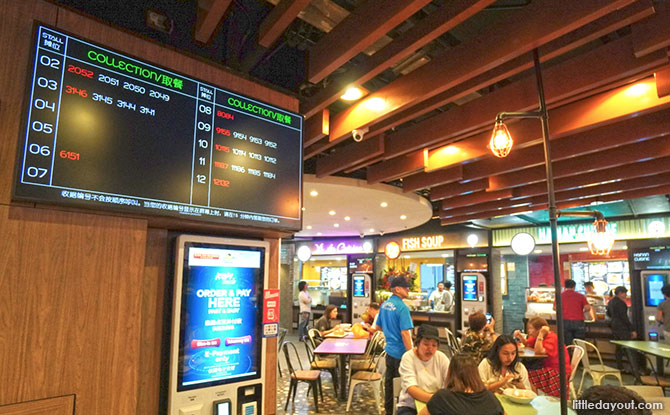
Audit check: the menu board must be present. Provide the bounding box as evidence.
[570,260,630,295]
[14,24,302,231]
[178,243,264,390]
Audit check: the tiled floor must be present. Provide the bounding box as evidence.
[274,332,637,414]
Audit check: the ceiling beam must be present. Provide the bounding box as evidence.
[195,0,234,43]
[307,0,432,84]
[441,197,531,218]
[303,109,329,149]
[632,2,670,57]
[657,66,670,98]
[326,0,636,143]
[401,166,463,193]
[258,0,311,48]
[300,0,496,118]
[441,204,548,226]
[365,151,424,184]
[442,189,515,210]
[384,34,665,159]
[430,178,489,202]
[315,136,384,177]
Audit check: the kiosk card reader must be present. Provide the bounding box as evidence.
[168,235,267,415]
[641,270,670,341]
[461,272,487,332]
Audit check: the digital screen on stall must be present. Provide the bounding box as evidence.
[645,273,668,307]
[463,275,477,301]
[13,24,302,231]
[177,242,264,391]
[353,275,366,297]
[633,247,670,270]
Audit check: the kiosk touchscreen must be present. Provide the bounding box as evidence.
[460,273,487,331]
[168,235,267,415]
[641,270,670,340]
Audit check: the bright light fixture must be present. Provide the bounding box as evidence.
[344,216,351,221]
[340,86,363,101]
[649,220,666,237]
[369,228,375,233]
[310,190,318,197]
[400,215,407,220]
[334,223,339,228]
[490,120,513,158]
[510,232,535,256]
[365,97,386,111]
[588,218,615,255]
[467,234,479,247]
[362,241,373,252]
[534,249,542,254]
[317,232,322,236]
[306,225,312,230]
[329,210,336,216]
[579,247,589,251]
[297,245,312,262]
[380,202,388,208]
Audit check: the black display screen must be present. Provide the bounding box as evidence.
[14,24,302,231]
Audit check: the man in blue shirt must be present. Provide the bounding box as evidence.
[376,275,414,415]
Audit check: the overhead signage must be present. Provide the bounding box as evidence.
[304,239,374,256]
[378,231,488,252]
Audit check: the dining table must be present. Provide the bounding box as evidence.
[517,347,549,359]
[415,394,576,415]
[314,337,368,401]
[610,340,670,376]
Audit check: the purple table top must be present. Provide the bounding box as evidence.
[314,338,368,355]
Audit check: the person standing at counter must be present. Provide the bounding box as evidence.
[397,325,450,415]
[430,282,453,313]
[554,279,593,348]
[656,284,670,344]
[376,275,414,415]
[607,286,636,371]
[584,281,605,321]
[297,281,311,342]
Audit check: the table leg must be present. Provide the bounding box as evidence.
[339,355,347,401]
[658,356,665,377]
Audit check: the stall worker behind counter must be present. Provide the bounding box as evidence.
[376,275,414,415]
[553,279,594,349]
[430,282,453,312]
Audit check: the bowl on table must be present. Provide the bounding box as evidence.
[502,388,537,404]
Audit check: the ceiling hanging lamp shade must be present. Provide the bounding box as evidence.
[588,218,615,255]
[490,120,513,158]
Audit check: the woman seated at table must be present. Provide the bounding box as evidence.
[418,353,504,415]
[514,317,570,397]
[314,304,341,336]
[461,312,497,362]
[397,324,451,415]
[478,335,532,393]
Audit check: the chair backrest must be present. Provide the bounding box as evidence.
[566,345,585,382]
[573,339,604,370]
[277,327,288,351]
[307,328,322,349]
[282,341,304,374]
[445,328,460,352]
[624,385,664,397]
[392,376,402,415]
[303,340,316,363]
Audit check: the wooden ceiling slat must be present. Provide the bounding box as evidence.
[441,189,514,210]
[307,0,432,83]
[365,151,424,184]
[632,2,670,58]
[315,136,384,178]
[430,178,489,202]
[401,166,463,193]
[303,110,329,149]
[657,66,670,98]
[362,0,654,145]
[489,135,670,190]
[441,204,548,226]
[326,0,636,143]
[384,34,663,159]
[195,0,234,43]
[441,197,530,218]
[258,0,311,48]
[300,0,496,118]
[462,108,670,181]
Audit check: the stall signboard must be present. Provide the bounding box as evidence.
[302,239,374,256]
[633,246,670,270]
[378,231,488,252]
[493,217,670,246]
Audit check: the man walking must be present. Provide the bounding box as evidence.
[555,279,593,348]
[376,275,414,415]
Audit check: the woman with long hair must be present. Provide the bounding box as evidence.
[314,304,341,336]
[478,334,531,392]
[418,353,503,415]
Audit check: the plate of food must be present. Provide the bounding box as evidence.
[502,388,537,404]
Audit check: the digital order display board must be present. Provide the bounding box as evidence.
[14,24,302,231]
[176,241,265,391]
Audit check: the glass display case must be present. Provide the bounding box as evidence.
[525,287,557,319]
[403,291,430,311]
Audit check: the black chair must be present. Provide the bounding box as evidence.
[276,327,288,377]
[282,341,322,412]
[304,339,339,394]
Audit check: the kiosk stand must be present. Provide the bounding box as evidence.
[460,272,488,332]
[641,270,670,341]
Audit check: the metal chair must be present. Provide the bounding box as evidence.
[566,344,585,398]
[304,339,339,394]
[350,331,384,374]
[393,376,402,415]
[282,341,322,412]
[276,327,288,377]
[574,339,623,395]
[307,328,323,348]
[346,351,386,413]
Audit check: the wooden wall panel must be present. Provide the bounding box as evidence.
[0,395,74,415]
[0,206,147,414]
[0,0,58,205]
[264,238,280,415]
[137,228,169,415]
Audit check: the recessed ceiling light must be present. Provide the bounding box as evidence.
[404,255,411,259]
[334,223,339,228]
[579,247,588,251]
[344,216,351,221]
[301,207,306,211]
[380,202,388,208]
[306,225,312,230]
[317,232,322,236]
[441,254,449,258]
[365,97,386,111]
[369,228,375,233]
[400,215,407,220]
[622,245,628,249]
[329,210,336,216]
[310,190,318,197]
[340,86,363,101]
[534,249,542,254]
